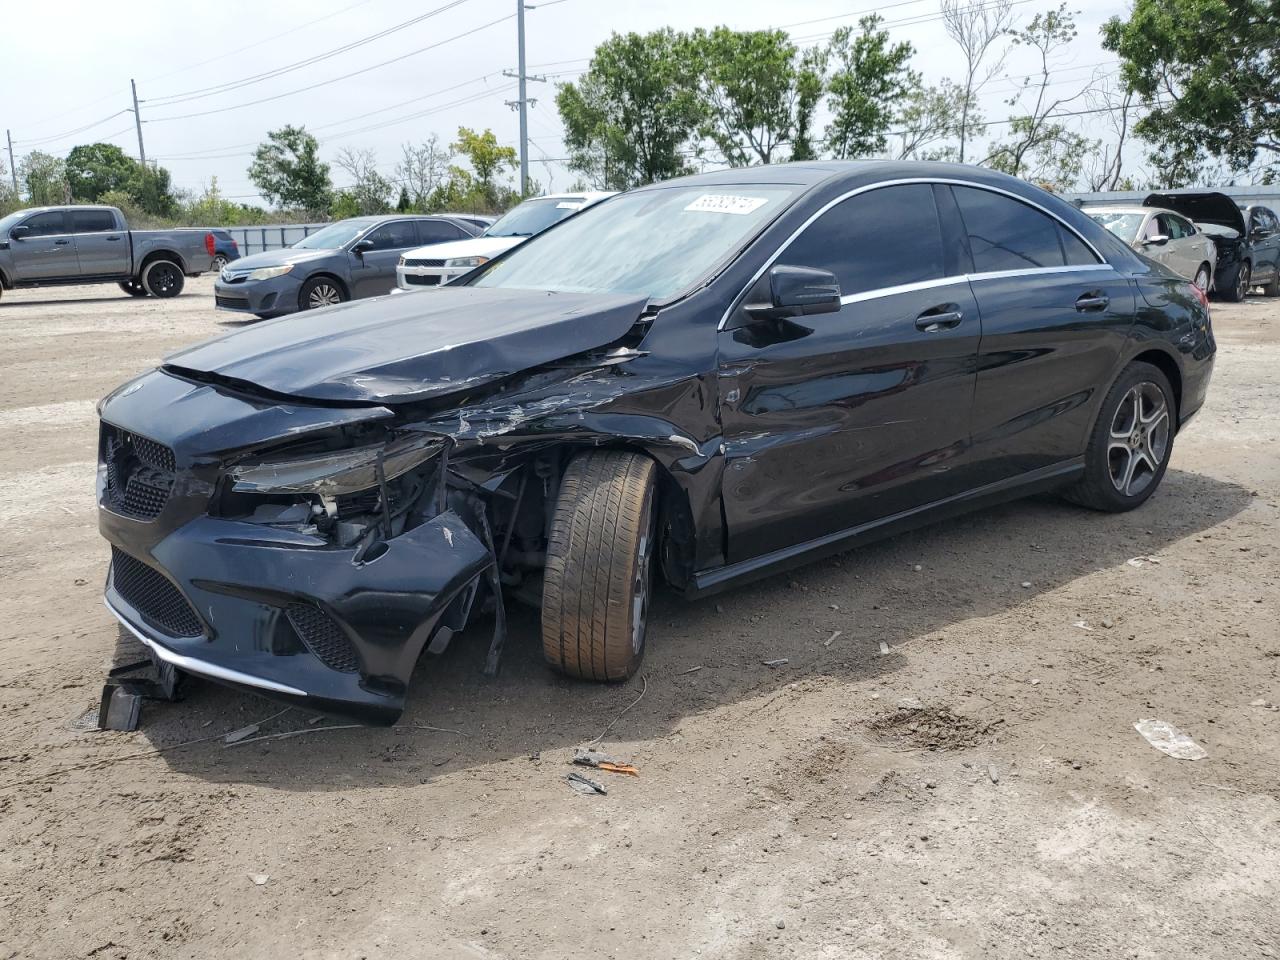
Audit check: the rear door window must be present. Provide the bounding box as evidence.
[952,186,1066,271]
[783,183,946,295]
[70,209,118,233]
[415,219,465,245]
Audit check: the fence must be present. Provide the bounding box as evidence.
[224,223,327,256]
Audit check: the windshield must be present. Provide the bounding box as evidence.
[1088,212,1144,242]
[293,221,367,250]
[483,198,589,238]
[472,185,800,300]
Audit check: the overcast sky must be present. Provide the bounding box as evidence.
[3,0,1126,205]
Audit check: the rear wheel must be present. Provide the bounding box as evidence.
[1193,263,1211,293]
[1261,271,1279,296]
[542,450,658,682]
[212,253,229,272]
[1063,361,1175,512]
[141,259,184,298]
[299,276,345,311]
[118,279,148,297]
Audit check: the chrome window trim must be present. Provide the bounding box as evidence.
[105,596,310,697]
[718,177,1110,331]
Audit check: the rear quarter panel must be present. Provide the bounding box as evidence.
[130,229,216,274]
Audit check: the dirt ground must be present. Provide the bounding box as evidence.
[0,277,1277,960]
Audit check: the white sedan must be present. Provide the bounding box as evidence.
[395,191,615,291]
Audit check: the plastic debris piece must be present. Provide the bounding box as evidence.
[1134,719,1207,760]
[762,658,789,667]
[1073,620,1093,631]
[249,874,270,886]
[824,630,842,647]
[224,724,260,745]
[566,771,607,795]
[680,665,703,675]
[1126,556,1162,568]
[988,764,1000,783]
[878,641,890,656]
[573,747,616,767]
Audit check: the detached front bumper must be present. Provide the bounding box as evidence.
[101,509,492,725]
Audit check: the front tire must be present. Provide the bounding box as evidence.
[141,259,184,298]
[1063,361,1175,512]
[118,280,148,298]
[299,276,346,311]
[1221,261,1251,302]
[542,450,658,682]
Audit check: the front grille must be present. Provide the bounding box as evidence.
[102,425,176,520]
[285,603,360,673]
[215,294,250,309]
[403,257,445,267]
[404,274,441,287]
[111,547,203,638]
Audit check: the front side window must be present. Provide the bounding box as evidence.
[953,186,1066,271]
[784,184,945,295]
[365,221,417,250]
[472,185,799,300]
[71,209,117,233]
[21,211,67,237]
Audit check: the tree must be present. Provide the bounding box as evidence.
[129,163,178,218]
[894,81,973,161]
[396,136,450,209]
[556,29,704,190]
[691,27,826,166]
[66,143,137,202]
[1082,78,1140,191]
[247,125,332,212]
[396,186,412,212]
[941,0,1017,163]
[823,16,918,159]
[451,127,516,204]
[982,5,1095,191]
[333,147,393,215]
[19,151,68,206]
[1102,0,1279,179]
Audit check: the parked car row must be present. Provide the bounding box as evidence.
[1084,191,1280,301]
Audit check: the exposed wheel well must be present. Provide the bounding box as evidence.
[138,250,186,276]
[1130,349,1182,422]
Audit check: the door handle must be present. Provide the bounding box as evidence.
[106,235,122,241]
[1075,292,1109,312]
[914,306,964,332]
[53,239,70,246]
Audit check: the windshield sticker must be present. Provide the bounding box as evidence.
[684,194,770,215]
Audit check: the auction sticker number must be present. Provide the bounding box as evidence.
[684,194,769,215]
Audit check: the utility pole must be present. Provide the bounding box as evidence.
[130,78,147,167]
[5,129,16,193]
[504,1,545,197]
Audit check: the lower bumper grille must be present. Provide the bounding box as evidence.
[404,274,441,287]
[286,602,360,673]
[215,294,250,309]
[111,547,203,638]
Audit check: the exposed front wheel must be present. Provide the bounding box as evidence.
[542,450,658,682]
[141,260,184,298]
[299,276,346,311]
[118,279,149,298]
[1221,262,1251,302]
[1063,362,1175,512]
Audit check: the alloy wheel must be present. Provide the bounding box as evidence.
[630,485,656,655]
[149,263,180,295]
[1236,264,1251,300]
[308,283,341,308]
[1107,381,1170,497]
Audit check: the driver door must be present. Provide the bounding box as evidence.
[717,183,980,563]
[348,220,419,298]
[9,210,78,281]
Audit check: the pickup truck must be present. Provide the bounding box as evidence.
[0,205,216,301]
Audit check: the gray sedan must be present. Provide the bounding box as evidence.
[213,215,481,318]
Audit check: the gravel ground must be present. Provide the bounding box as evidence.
[0,277,1276,960]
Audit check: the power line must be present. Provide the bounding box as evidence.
[146,12,516,122]
[144,0,475,107]
[12,110,131,147]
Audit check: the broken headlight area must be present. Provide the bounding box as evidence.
[215,431,450,553]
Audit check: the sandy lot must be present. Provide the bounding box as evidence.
[0,277,1276,960]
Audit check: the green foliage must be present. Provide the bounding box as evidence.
[556,29,704,189]
[450,127,517,204]
[895,81,974,161]
[19,151,68,206]
[396,186,412,212]
[396,136,450,209]
[332,147,393,216]
[823,16,919,159]
[248,125,332,214]
[1103,0,1279,179]
[691,27,825,166]
[66,143,136,202]
[177,177,269,226]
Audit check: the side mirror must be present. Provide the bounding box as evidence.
[351,239,374,255]
[9,225,29,240]
[743,264,842,322]
[1142,234,1169,247]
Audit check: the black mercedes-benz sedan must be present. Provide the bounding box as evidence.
[97,161,1215,724]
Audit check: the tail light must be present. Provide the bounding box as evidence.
[1188,281,1210,313]
[204,232,216,256]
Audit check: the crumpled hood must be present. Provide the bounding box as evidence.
[164,286,648,405]
[221,247,339,272]
[1143,192,1246,235]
